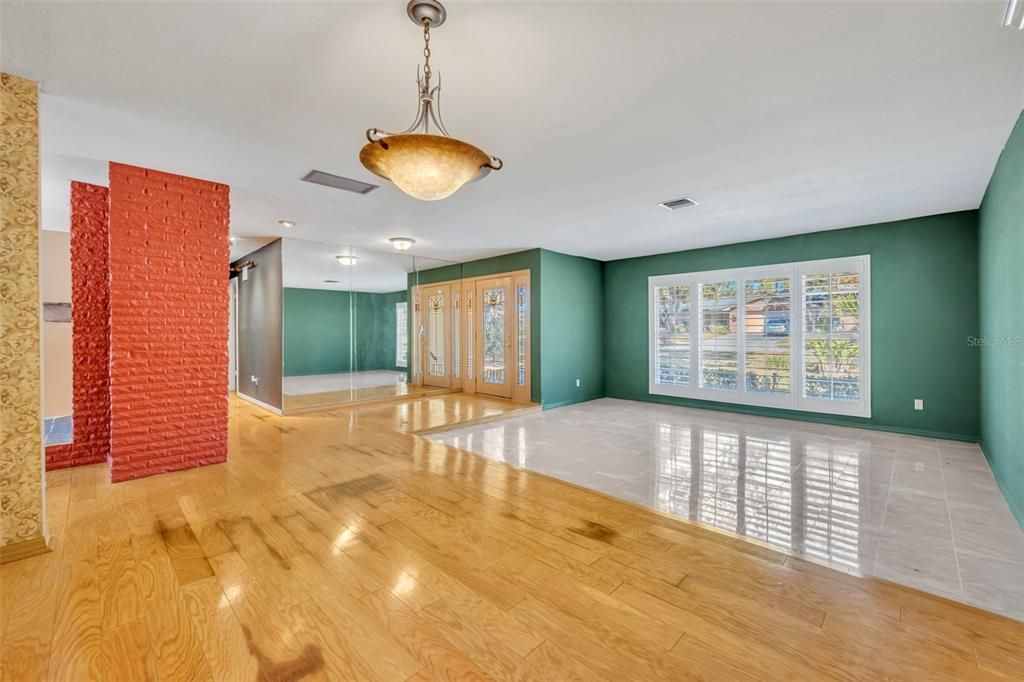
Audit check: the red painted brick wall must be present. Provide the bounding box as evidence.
[48,181,111,471]
[107,163,230,482]
[44,444,76,471]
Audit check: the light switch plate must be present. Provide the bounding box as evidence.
[914,399,924,411]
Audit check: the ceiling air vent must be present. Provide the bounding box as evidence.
[659,197,698,211]
[301,170,378,195]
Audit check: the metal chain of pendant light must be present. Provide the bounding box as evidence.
[359,0,502,201]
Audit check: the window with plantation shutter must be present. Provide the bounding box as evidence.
[653,284,692,387]
[802,271,861,401]
[744,276,791,396]
[649,256,869,417]
[700,281,738,390]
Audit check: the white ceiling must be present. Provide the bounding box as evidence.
[282,237,455,293]
[4,1,1022,262]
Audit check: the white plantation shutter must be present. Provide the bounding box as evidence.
[744,276,792,396]
[650,256,869,418]
[654,284,692,387]
[699,280,738,390]
[801,271,861,401]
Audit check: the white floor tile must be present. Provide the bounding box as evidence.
[426,398,1024,619]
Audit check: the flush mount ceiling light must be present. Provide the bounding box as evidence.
[278,219,296,228]
[335,254,359,266]
[389,237,416,251]
[359,0,502,201]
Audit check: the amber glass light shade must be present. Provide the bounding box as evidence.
[360,133,491,201]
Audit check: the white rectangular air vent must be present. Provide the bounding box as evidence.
[301,170,378,195]
[659,197,698,211]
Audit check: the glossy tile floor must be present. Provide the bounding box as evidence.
[428,398,1024,620]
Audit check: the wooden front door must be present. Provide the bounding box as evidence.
[422,283,451,388]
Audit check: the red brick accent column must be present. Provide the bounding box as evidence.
[47,181,111,471]
[107,163,230,482]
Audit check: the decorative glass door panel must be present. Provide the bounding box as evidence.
[423,284,451,388]
[516,284,527,387]
[474,277,513,398]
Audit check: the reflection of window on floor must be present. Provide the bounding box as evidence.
[482,426,505,462]
[651,424,861,570]
[804,445,860,569]
[743,436,793,550]
[697,430,741,532]
[654,423,695,516]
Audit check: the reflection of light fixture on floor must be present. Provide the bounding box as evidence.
[359,0,502,201]
[335,254,358,265]
[389,237,416,251]
[278,219,296,228]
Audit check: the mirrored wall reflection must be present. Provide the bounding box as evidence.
[279,238,460,412]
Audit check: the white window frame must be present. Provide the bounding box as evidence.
[648,255,871,418]
[396,301,408,369]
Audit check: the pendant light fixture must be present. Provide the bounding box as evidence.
[360,0,502,201]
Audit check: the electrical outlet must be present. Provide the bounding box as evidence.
[251,375,259,386]
[914,399,924,411]
[576,378,581,388]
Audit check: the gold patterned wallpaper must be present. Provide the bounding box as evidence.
[0,72,45,549]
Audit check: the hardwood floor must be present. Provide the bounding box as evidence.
[2,394,1022,681]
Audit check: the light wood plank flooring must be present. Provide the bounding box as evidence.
[2,394,1022,681]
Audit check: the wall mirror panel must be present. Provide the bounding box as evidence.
[280,239,459,412]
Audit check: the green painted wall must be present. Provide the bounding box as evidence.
[355,290,408,373]
[979,110,1024,526]
[603,212,981,440]
[282,288,407,377]
[539,250,605,408]
[414,249,543,402]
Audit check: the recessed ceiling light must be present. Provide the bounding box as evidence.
[335,254,358,266]
[389,237,416,251]
[658,197,698,211]
[278,219,296,228]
